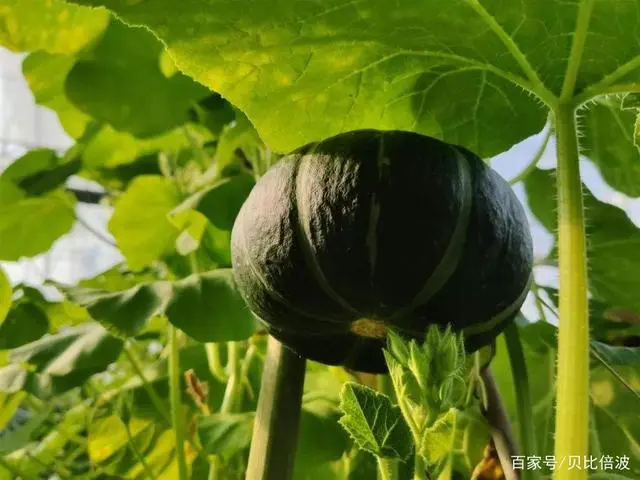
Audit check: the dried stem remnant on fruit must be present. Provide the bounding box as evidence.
[350,318,387,339]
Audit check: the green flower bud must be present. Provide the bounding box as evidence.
[408,340,430,393]
[386,329,410,366]
[423,325,441,355]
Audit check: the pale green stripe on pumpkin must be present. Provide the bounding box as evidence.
[294,147,364,316]
[233,155,348,330]
[462,274,533,337]
[390,147,474,320]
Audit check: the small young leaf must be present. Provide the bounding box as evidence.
[338,382,412,460]
[418,408,457,464]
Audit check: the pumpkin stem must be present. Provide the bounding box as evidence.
[246,336,306,480]
[552,103,589,480]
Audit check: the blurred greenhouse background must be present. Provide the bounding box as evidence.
[2,44,640,320]
[1,47,122,294]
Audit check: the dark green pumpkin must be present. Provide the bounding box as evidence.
[231,130,533,373]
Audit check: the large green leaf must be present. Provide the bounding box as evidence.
[0,302,48,350]
[197,407,350,475]
[581,99,640,197]
[526,168,640,312]
[0,148,81,196]
[0,323,123,398]
[164,270,258,342]
[66,18,211,138]
[77,264,159,292]
[0,0,108,54]
[0,267,10,326]
[82,124,210,169]
[69,283,171,338]
[66,269,257,342]
[295,406,351,474]
[67,0,562,156]
[108,175,181,271]
[197,413,254,458]
[22,52,92,138]
[69,0,640,155]
[172,173,255,231]
[0,190,76,261]
[7,284,91,334]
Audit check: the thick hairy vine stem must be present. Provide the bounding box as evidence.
[552,104,589,480]
[246,336,306,480]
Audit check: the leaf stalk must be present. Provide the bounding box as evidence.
[552,104,590,480]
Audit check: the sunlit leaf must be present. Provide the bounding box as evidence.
[0,0,108,54]
[22,51,92,138]
[82,123,211,168]
[108,175,181,271]
[70,0,640,157]
[0,190,76,261]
